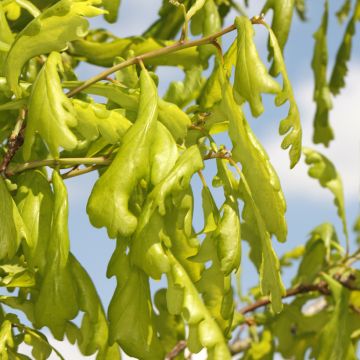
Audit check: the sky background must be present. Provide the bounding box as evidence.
[19,0,360,358]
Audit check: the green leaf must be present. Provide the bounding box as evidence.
[71,36,202,69]
[262,0,295,74]
[295,223,340,284]
[69,255,120,359]
[72,99,132,144]
[233,16,281,117]
[0,262,35,288]
[0,5,14,75]
[5,0,104,97]
[220,66,287,243]
[216,202,241,275]
[34,171,78,339]
[312,274,356,360]
[23,52,79,159]
[329,0,360,95]
[311,0,334,147]
[0,320,15,357]
[200,186,219,234]
[336,0,352,23]
[303,148,349,246]
[0,177,28,260]
[87,69,158,238]
[164,66,204,109]
[354,216,360,245]
[154,289,185,354]
[15,170,53,273]
[166,251,232,358]
[108,241,164,359]
[102,0,121,23]
[239,170,286,313]
[266,24,302,168]
[295,0,307,20]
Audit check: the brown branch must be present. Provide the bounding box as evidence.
[0,108,26,176]
[165,340,187,360]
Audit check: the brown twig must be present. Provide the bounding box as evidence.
[165,340,187,360]
[0,108,26,176]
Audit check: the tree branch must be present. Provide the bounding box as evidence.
[66,16,267,98]
[165,340,187,360]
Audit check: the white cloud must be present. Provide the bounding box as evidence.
[263,62,360,203]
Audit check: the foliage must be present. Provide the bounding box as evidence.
[0,0,359,359]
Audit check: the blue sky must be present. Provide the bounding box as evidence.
[26,1,360,358]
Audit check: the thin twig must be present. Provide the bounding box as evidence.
[66,18,270,98]
[165,340,187,360]
[0,108,26,176]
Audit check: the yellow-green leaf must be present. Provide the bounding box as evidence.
[234,16,281,117]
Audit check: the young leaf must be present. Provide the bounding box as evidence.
[23,52,79,160]
[73,99,132,144]
[102,0,121,23]
[69,255,120,359]
[0,5,13,73]
[329,0,360,95]
[311,1,334,147]
[240,170,286,313]
[15,170,53,273]
[87,69,158,238]
[303,148,349,246]
[34,171,78,339]
[166,252,232,358]
[186,0,206,21]
[311,274,356,360]
[262,0,295,74]
[336,0,352,23]
[5,0,105,97]
[233,16,281,117]
[0,177,28,260]
[108,241,164,359]
[266,24,302,168]
[220,67,287,243]
[200,186,219,234]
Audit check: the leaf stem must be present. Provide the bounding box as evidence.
[7,157,111,176]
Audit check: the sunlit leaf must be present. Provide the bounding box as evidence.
[23,52,79,159]
[0,177,28,260]
[234,16,281,117]
[87,69,158,238]
[34,171,78,339]
[336,0,352,23]
[312,274,356,360]
[311,1,334,147]
[102,0,121,23]
[5,0,104,97]
[303,148,349,246]
[262,0,295,74]
[266,24,302,168]
[329,0,360,95]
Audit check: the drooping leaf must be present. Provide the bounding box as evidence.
[166,252,232,359]
[154,289,185,354]
[266,24,302,168]
[0,177,28,260]
[336,0,352,23]
[0,5,14,75]
[311,274,356,360]
[102,0,121,23]
[303,148,349,245]
[68,255,120,359]
[262,0,295,74]
[219,66,287,243]
[23,52,79,159]
[329,0,360,95]
[108,241,164,359]
[186,0,206,20]
[295,0,307,20]
[311,0,334,147]
[87,69,158,238]
[34,171,78,339]
[200,185,219,234]
[233,16,281,117]
[5,0,105,97]
[15,170,53,273]
[239,170,286,313]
